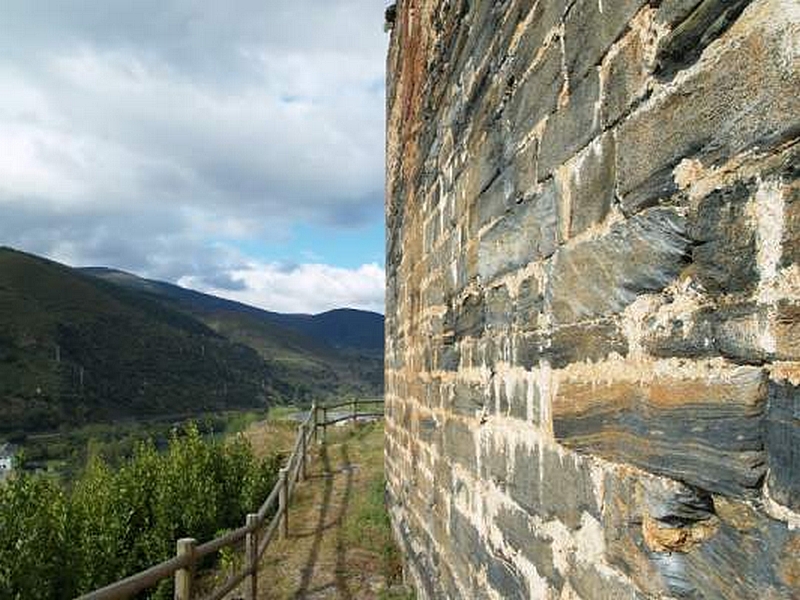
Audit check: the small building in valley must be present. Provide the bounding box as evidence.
[0,443,16,479]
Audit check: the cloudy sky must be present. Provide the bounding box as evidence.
[0,1,388,313]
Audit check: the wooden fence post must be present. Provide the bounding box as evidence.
[299,423,307,481]
[311,402,318,444]
[322,406,327,444]
[245,514,258,600]
[174,538,196,600]
[279,467,289,539]
[352,398,358,423]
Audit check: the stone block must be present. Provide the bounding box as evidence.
[548,319,629,368]
[643,302,775,364]
[485,553,528,600]
[655,0,708,27]
[473,138,540,235]
[471,126,506,206]
[775,301,800,361]
[449,506,529,599]
[604,468,800,599]
[556,133,617,239]
[601,26,652,128]
[766,380,800,511]
[782,173,800,268]
[688,181,757,295]
[435,341,460,372]
[514,321,629,370]
[564,0,649,83]
[566,560,645,600]
[642,306,718,361]
[548,207,690,324]
[711,304,771,363]
[506,40,564,147]
[654,0,753,79]
[444,418,477,473]
[650,507,800,599]
[512,137,539,199]
[491,372,530,421]
[617,5,800,213]
[514,330,550,370]
[553,367,768,497]
[508,442,541,516]
[480,433,509,485]
[496,505,562,588]
[472,154,509,236]
[423,213,440,255]
[508,378,529,422]
[510,442,599,529]
[539,445,601,529]
[538,70,601,179]
[515,273,544,330]
[452,381,487,418]
[418,415,441,445]
[508,0,567,84]
[643,477,716,533]
[602,470,675,597]
[486,284,512,332]
[478,180,558,282]
[422,279,445,309]
[454,291,485,340]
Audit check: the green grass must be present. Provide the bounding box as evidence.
[338,423,407,592]
[344,475,405,585]
[266,404,301,421]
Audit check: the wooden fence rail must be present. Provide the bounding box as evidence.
[76,399,384,600]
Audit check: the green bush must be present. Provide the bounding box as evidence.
[0,424,279,599]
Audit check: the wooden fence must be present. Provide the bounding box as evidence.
[76,399,384,600]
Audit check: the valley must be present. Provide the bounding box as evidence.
[0,247,384,444]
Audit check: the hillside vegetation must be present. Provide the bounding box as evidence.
[0,248,383,435]
[84,268,384,401]
[0,424,280,599]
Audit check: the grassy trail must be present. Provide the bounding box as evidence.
[240,417,412,600]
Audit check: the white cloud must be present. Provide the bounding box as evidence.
[179,261,385,314]
[0,0,388,314]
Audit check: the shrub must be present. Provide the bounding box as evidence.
[0,423,280,599]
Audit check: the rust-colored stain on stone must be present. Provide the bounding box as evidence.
[641,513,719,553]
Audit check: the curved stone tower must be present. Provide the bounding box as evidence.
[385,1,800,597]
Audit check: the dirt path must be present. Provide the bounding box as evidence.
[246,422,410,600]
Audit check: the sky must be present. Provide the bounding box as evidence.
[0,1,388,314]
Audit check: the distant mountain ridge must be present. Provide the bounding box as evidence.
[0,248,384,434]
[80,267,385,355]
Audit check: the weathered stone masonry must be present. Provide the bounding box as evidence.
[385,0,800,598]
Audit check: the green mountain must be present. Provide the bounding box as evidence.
[0,248,383,435]
[81,268,385,397]
[80,268,385,355]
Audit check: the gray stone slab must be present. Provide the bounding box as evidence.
[478,180,559,283]
[548,207,690,324]
[766,381,800,511]
[617,8,800,213]
[553,368,768,497]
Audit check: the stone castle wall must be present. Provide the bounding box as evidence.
[384,0,800,597]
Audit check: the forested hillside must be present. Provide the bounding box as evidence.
[0,249,383,435]
[83,268,385,403]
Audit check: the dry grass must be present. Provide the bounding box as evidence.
[242,411,302,460]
